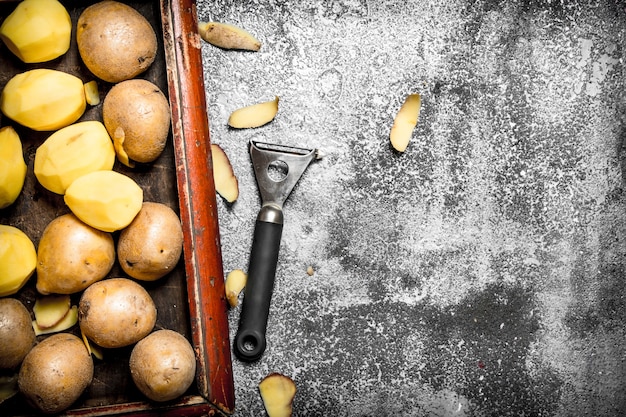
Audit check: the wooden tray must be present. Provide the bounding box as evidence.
[0,0,235,415]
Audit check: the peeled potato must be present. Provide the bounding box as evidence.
[129,329,196,402]
[117,202,184,281]
[198,21,261,51]
[228,96,279,129]
[0,126,27,209]
[0,69,86,131]
[18,333,93,414]
[34,121,115,195]
[77,1,157,83]
[64,170,144,232]
[0,0,71,63]
[0,225,36,297]
[103,79,171,167]
[78,278,157,348]
[211,144,239,203]
[36,213,115,295]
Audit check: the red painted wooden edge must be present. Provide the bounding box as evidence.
[160,0,235,414]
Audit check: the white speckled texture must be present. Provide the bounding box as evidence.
[198,1,626,415]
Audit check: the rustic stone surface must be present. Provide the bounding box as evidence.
[199,1,626,415]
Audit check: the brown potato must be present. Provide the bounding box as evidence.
[117,202,183,281]
[76,1,157,83]
[129,329,196,402]
[103,79,171,167]
[78,278,157,348]
[18,333,93,414]
[36,213,115,295]
[0,298,35,369]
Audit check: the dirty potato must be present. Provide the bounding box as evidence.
[0,298,35,369]
[78,278,157,348]
[18,333,93,414]
[102,79,171,166]
[117,202,183,281]
[76,0,157,83]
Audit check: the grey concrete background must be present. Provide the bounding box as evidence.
[198,1,626,416]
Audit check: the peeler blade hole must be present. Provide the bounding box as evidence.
[267,160,289,182]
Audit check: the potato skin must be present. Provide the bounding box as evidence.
[76,1,157,83]
[0,298,35,369]
[117,202,183,281]
[36,213,115,295]
[78,278,156,348]
[18,333,93,414]
[129,329,196,402]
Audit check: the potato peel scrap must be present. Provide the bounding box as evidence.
[228,96,279,129]
[33,294,71,329]
[211,144,239,203]
[198,21,261,51]
[259,373,297,417]
[32,305,78,336]
[389,93,421,153]
[225,269,247,307]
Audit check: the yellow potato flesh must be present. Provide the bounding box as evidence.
[225,269,247,308]
[389,93,421,153]
[0,126,27,209]
[33,295,71,329]
[0,225,36,297]
[0,0,71,63]
[64,170,143,232]
[259,373,297,417]
[0,69,86,131]
[228,96,279,129]
[34,121,115,195]
[211,144,239,202]
[32,305,78,336]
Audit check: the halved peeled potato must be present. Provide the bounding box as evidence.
[198,22,261,51]
[228,96,279,129]
[389,93,421,153]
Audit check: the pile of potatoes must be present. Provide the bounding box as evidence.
[0,0,197,413]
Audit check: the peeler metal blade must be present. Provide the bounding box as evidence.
[234,140,319,362]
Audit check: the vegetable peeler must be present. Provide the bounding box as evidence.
[234,140,320,362]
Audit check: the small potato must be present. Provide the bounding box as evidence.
[78,278,157,348]
[36,213,115,295]
[103,79,171,166]
[18,333,93,414]
[0,298,35,369]
[77,1,157,83]
[117,202,183,281]
[129,329,196,402]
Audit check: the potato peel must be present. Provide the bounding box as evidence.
[259,373,297,417]
[33,294,71,329]
[228,96,279,129]
[32,305,78,336]
[225,269,247,307]
[389,93,421,152]
[211,144,239,203]
[198,21,261,51]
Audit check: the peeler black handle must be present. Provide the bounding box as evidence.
[234,206,283,362]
